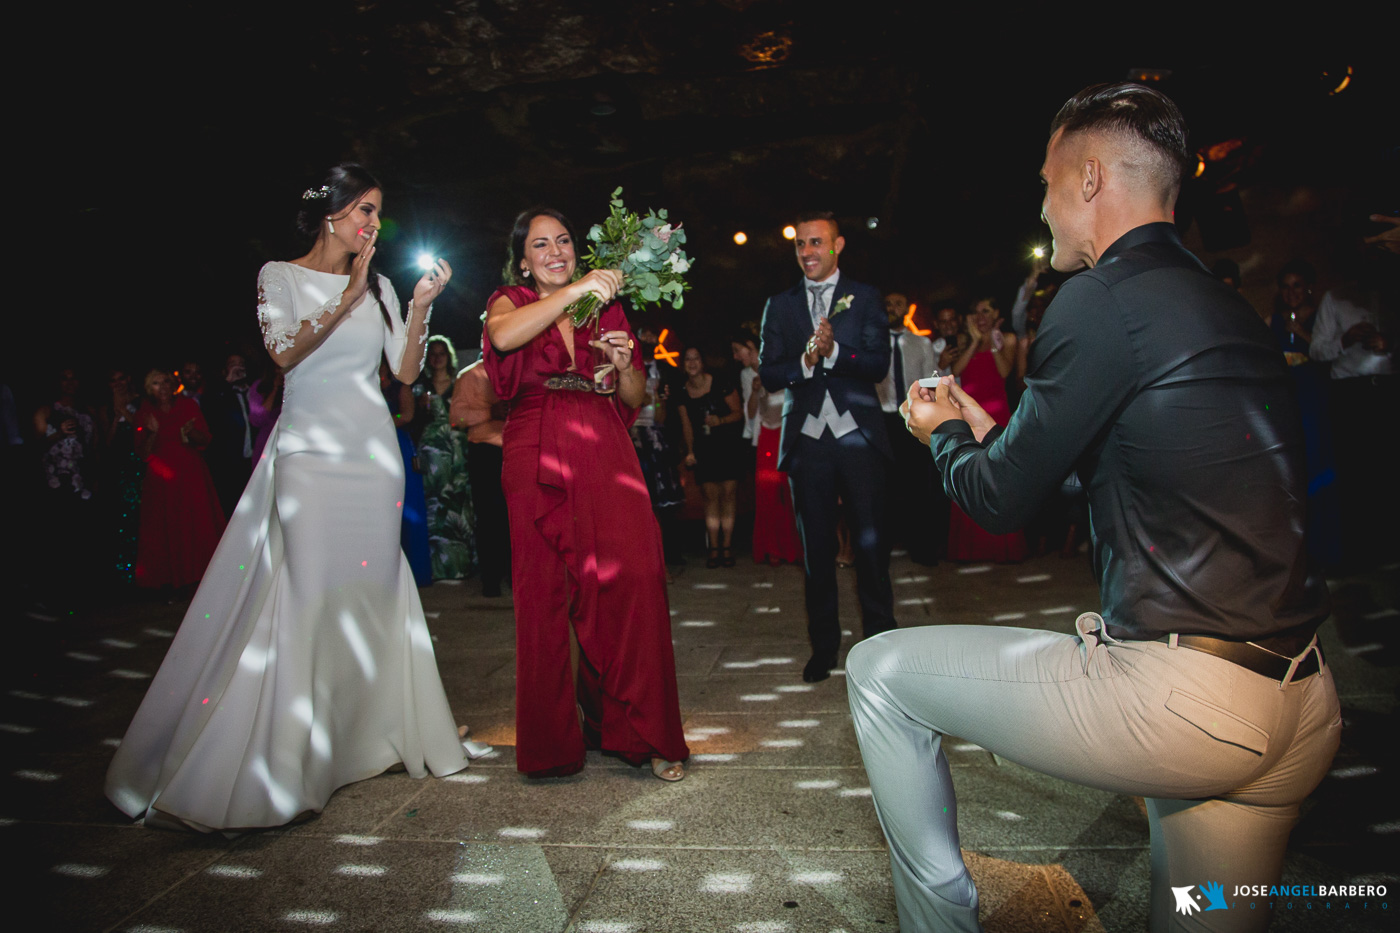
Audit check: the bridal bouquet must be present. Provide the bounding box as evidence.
[567,188,693,327]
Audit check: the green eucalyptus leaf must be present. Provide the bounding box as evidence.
[612,187,623,198]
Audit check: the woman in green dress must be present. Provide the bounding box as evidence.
[414,336,476,580]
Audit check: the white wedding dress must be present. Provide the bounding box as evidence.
[105,262,469,832]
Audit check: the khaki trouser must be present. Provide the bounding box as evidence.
[846,614,1341,932]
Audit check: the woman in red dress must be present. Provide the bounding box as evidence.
[732,336,802,566]
[946,298,1026,563]
[133,369,227,589]
[483,208,688,782]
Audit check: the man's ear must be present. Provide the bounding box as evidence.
[1082,157,1103,203]
[833,235,846,258]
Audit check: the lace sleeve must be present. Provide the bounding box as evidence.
[410,300,434,372]
[380,276,432,376]
[257,263,342,355]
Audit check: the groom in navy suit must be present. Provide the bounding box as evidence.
[759,212,897,682]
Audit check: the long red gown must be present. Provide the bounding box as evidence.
[484,286,689,775]
[947,346,1026,563]
[753,425,803,564]
[134,397,227,587]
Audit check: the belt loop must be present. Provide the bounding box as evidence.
[1279,636,1320,691]
[1168,633,1180,650]
[1075,612,1103,662]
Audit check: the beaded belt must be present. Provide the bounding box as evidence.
[544,373,596,392]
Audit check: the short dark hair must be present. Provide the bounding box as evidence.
[1276,258,1317,289]
[1211,258,1242,285]
[506,207,581,286]
[794,210,840,239]
[730,325,759,349]
[1050,82,1190,187]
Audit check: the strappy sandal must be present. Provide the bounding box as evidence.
[706,548,721,569]
[651,758,686,782]
[720,547,735,568]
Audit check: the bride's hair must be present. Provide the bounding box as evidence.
[296,163,391,327]
[504,207,580,286]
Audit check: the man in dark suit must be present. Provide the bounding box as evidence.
[759,211,896,682]
[201,352,254,517]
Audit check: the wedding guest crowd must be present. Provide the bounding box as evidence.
[7,210,1392,626]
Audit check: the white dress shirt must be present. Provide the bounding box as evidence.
[878,329,937,412]
[1310,286,1394,379]
[797,270,858,440]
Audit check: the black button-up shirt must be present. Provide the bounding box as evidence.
[932,223,1328,642]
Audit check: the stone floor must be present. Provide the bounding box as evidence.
[2,550,1395,932]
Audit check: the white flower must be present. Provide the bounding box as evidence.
[667,252,690,274]
[655,224,673,243]
[831,293,856,316]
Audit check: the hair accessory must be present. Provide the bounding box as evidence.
[302,186,330,201]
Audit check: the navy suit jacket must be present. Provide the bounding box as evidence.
[758,275,893,471]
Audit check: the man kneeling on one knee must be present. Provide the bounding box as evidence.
[846,81,1340,933]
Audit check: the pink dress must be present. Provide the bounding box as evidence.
[484,286,688,774]
[947,348,1026,563]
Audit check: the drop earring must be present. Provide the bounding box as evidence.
[522,268,530,278]
[327,219,335,234]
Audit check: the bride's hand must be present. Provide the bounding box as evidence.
[414,258,453,308]
[346,229,377,305]
[573,269,623,304]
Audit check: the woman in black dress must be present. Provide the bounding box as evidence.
[677,347,745,567]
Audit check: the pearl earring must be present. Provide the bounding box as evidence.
[327,219,335,234]
[522,269,530,278]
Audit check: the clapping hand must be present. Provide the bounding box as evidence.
[805,317,834,366]
[347,229,378,306]
[966,315,984,343]
[413,258,453,308]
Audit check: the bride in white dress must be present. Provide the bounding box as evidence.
[105,164,484,832]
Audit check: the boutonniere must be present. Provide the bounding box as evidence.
[830,293,856,317]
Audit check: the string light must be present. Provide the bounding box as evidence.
[733,231,748,245]
[782,226,796,240]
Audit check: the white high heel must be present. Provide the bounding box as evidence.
[458,724,493,759]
